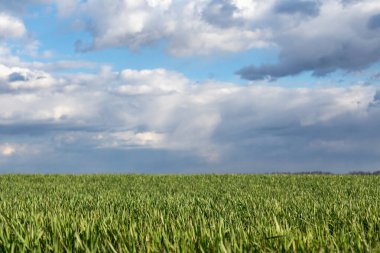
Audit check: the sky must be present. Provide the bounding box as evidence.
[1,0,380,173]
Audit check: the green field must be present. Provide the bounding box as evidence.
[0,175,378,252]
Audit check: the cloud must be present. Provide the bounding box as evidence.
[0,13,26,39]
[74,0,176,52]
[2,0,380,172]
[274,0,320,17]
[0,64,56,91]
[238,0,380,80]
[97,131,166,149]
[55,0,79,17]
[0,62,380,172]
[201,0,239,28]
[117,68,188,95]
[374,90,380,101]
[0,144,15,156]
[40,60,97,72]
[50,0,380,79]
[72,0,269,56]
[368,13,380,30]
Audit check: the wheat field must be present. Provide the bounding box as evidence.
[0,174,378,252]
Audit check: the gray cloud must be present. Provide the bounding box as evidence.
[1,63,379,172]
[205,85,378,172]
[237,39,380,80]
[274,0,320,17]
[0,123,101,136]
[1,0,380,172]
[201,0,240,28]
[48,0,380,80]
[238,1,380,80]
[340,0,362,6]
[373,90,380,101]
[368,13,380,30]
[66,0,270,56]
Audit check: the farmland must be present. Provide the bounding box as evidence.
[0,174,378,252]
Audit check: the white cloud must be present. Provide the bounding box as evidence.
[22,40,54,59]
[0,64,56,90]
[0,46,23,66]
[97,131,166,149]
[0,144,15,156]
[55,0,79,17]
[64,68,380,165]
[117,68,188,95]
[2,0,380,172]
[54,0,380,78]
[0,13,26,39]
[238,0,380,79]
[0,63,379,171]
[72,0,270,56]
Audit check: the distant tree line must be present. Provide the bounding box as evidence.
[272,171,380,175]
[293,171,332,175]
[271,171,332,175]
[349,171,380,175]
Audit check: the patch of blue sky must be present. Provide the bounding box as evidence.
[22,5,282,84]
[23,4,88,59]
[79,40,280,84]
[24,4,372,88]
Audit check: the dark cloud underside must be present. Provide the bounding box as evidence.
[274,0,320,16]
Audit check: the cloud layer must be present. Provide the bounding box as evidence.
[0,58,379,172]
[50,0,380,79]
[0,0,379,172]
[238,0,380,80]
[72,0,269,56]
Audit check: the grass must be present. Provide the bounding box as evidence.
[0,174,378,252]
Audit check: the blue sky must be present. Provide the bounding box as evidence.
[1,0,380,173]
